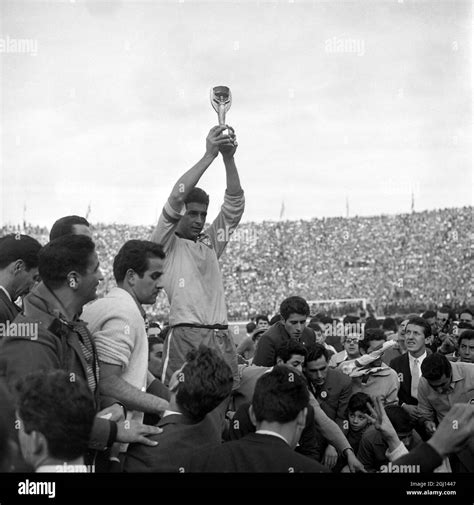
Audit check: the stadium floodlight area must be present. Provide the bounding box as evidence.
[308,298,367,317]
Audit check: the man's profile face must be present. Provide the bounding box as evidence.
[14,265,40,299]
[148,342,164,377]
[458,337,474,363]
[178,202,208,241]
[283,313,307,339]
[426,317,437,334]
[305,356,329,387]
[77,251,104,304]
[133,257,164,305]
[405,324,426,356]
[71,224,93,239]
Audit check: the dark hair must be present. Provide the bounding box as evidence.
[184,187,209,207]
[39,235,96,290]
[269,314,282,326]
[0,383,16,472]
[360,328,386,352]
[343,315,360,325]
[176,346,233,422]
[382,317,397,333]
[255,314,269,325]
[421,353,452,381]
[305,343,329,363]
[276,339,307,363]
[16,370,95,460]
[308,321,324,333]
[0,234,42,270]
[347,392,372,416]
[422,310,436,319]
[113,240,165,283]
[459,308,473,318]
[49,215,89,241]
[280,296,309,321]
[364,317,381,330]
[148,336,164,353]
[385,405,414,434]
[438,306,455,321]
[458,329,474,347]
[252,366,309,423]
[406,316,432,338]
[246,322,256,334]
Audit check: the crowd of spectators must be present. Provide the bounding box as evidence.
[2,205,471,321]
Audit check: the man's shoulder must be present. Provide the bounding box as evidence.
[327,367,352,386]
[451,361,474,379]
[390,353,408,369]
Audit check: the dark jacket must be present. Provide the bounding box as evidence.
[229,401,323,462]
[253,322,316,367]
[308,367,352,428]
[0,282,113,451]
[187,433,328,472]
[124,411,221,472]
[0,288,21,328]
[390,350,431,406]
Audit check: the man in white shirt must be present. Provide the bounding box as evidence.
[389,316,431,420]
[83,240,169,427]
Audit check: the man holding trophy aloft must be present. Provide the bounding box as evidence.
[151,86,244,388]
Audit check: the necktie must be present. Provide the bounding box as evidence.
[411,358,420,399]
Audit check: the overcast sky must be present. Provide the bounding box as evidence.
[0,0,471,227]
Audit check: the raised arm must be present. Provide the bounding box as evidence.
[167,126,233,213]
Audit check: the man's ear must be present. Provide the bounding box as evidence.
[276,357,283,366]
[248,405,257,428]
[296,407,307,428]
[125,269,136,286]
[66,272,79,290]
[13,259,26,274]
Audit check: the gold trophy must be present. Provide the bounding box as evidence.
[210,86,232,135]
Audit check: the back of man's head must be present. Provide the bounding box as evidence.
[0,234,42,270]
[252,366,309,424]
[15,370,95,464]
[38,235,95,291]
[113,240,165,283]
[49,216,90,241]
[382,317,397,333]
[385,405,414,435]
[175,346,233,422]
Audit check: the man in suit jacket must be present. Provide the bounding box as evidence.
[186,366,327,472]
[253,296,316,367]
[124,346,233,472]
[389,317,431,421]
[0,234,41,330]
[304,343,352,469]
